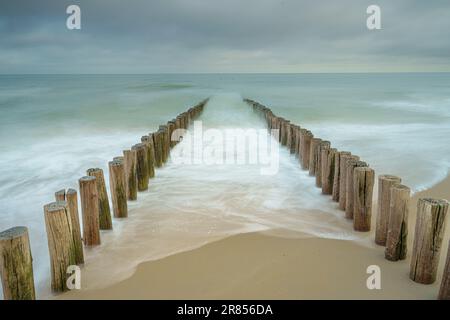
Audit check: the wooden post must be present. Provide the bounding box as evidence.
[309,138,322,176]
[87,168,112,230]
[353,167,375,232]
[159,125,169,163]
[295,126,302,158]
[385,184,410,261]
[149,134,156,178]
[109,159,128,218]
[175,117,182,136]
[132,143,149,191]
[316,141,330,188]
[291,125,300,155]
[322,148,337,195]
[55,189,65,201]
[332,151,351,202]
[376,175,402,246]
[65,189,84,264]
[285,122,292,149]
[338,153,356,210]
[345,159,366,219]
[289,125,296,154]
[271,117,278,138]
[152,131,163,168]
[281,120,290,146]
[410,198,448,284]
[168,121,176,148]
[0,226,35,300]
[79,176,101,246]
[142,135,155,178]
[44,201,76,292]
[438,241,450,300]
[300,130,313,170]
[123,149,137,201]
[278,118,286,144]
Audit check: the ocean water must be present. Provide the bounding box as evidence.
[0,73,449,298]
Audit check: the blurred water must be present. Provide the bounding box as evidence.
[0,74,449,298]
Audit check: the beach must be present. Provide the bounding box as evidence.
[59,174,450,300]
[1,74,449,300]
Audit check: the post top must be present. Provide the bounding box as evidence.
[109,159,123,167]
[66,188,77,195]
[392,184,411,192]
[132,143,145,150]
[87,168,102,174]
[44,201,67,213]
[419,198,449,207]
[354,166,374,173]
[379,174,402,182]
[79,175,96,183]
[0,226,28,241]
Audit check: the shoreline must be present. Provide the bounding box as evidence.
[59,174,450,299]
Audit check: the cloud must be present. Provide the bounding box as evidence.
[1,0,449,73]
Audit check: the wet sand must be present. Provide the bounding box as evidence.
[60,175,450,299]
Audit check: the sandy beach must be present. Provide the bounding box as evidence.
[59,174,450,300]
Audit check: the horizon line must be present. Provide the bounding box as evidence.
[1,71,450,76]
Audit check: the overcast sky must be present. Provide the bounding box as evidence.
[0,0,449,73]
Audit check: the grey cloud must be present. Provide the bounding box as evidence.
[0,0,449,73]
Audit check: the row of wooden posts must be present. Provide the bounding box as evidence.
[0,99,207,300]
[245,98,449,300]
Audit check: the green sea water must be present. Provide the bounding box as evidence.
[1,73,449,297]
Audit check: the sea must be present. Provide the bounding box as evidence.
[1,73,449,298]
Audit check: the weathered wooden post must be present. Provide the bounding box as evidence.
[290,125,300,155]
[175,117,182,135]
[152,131,163,168]
[316,140,330,188]
[338,153,356,210]
[158,125,169,163]
[438,241,450,300]
[109,159,128,218]
[309,138,322,176]
[279,118,286,144]
[385,184,410,261]
[141,135,155,178]
[66,189,84,264]
[271,117,278,138]
[168,120,176,148]
[345,159,367,219]
[55,189,65,201]
[376,175,402,246]
[410,198,448,284]
[123,149,137,201]
[44,201,76,292]
[295,126,302,158]
[0,226,36,300]
[285,122,292,149]
[132,143,149,191]
[148,134,156,177]
[332,151,351,202]
[353,167,375,232]
[266,112,273,131]
[321,147,336,195]
[79,176,101,246]
[87,168,112,230]
[300,130,313,170]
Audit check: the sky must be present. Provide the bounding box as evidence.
[0,0,449,73]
